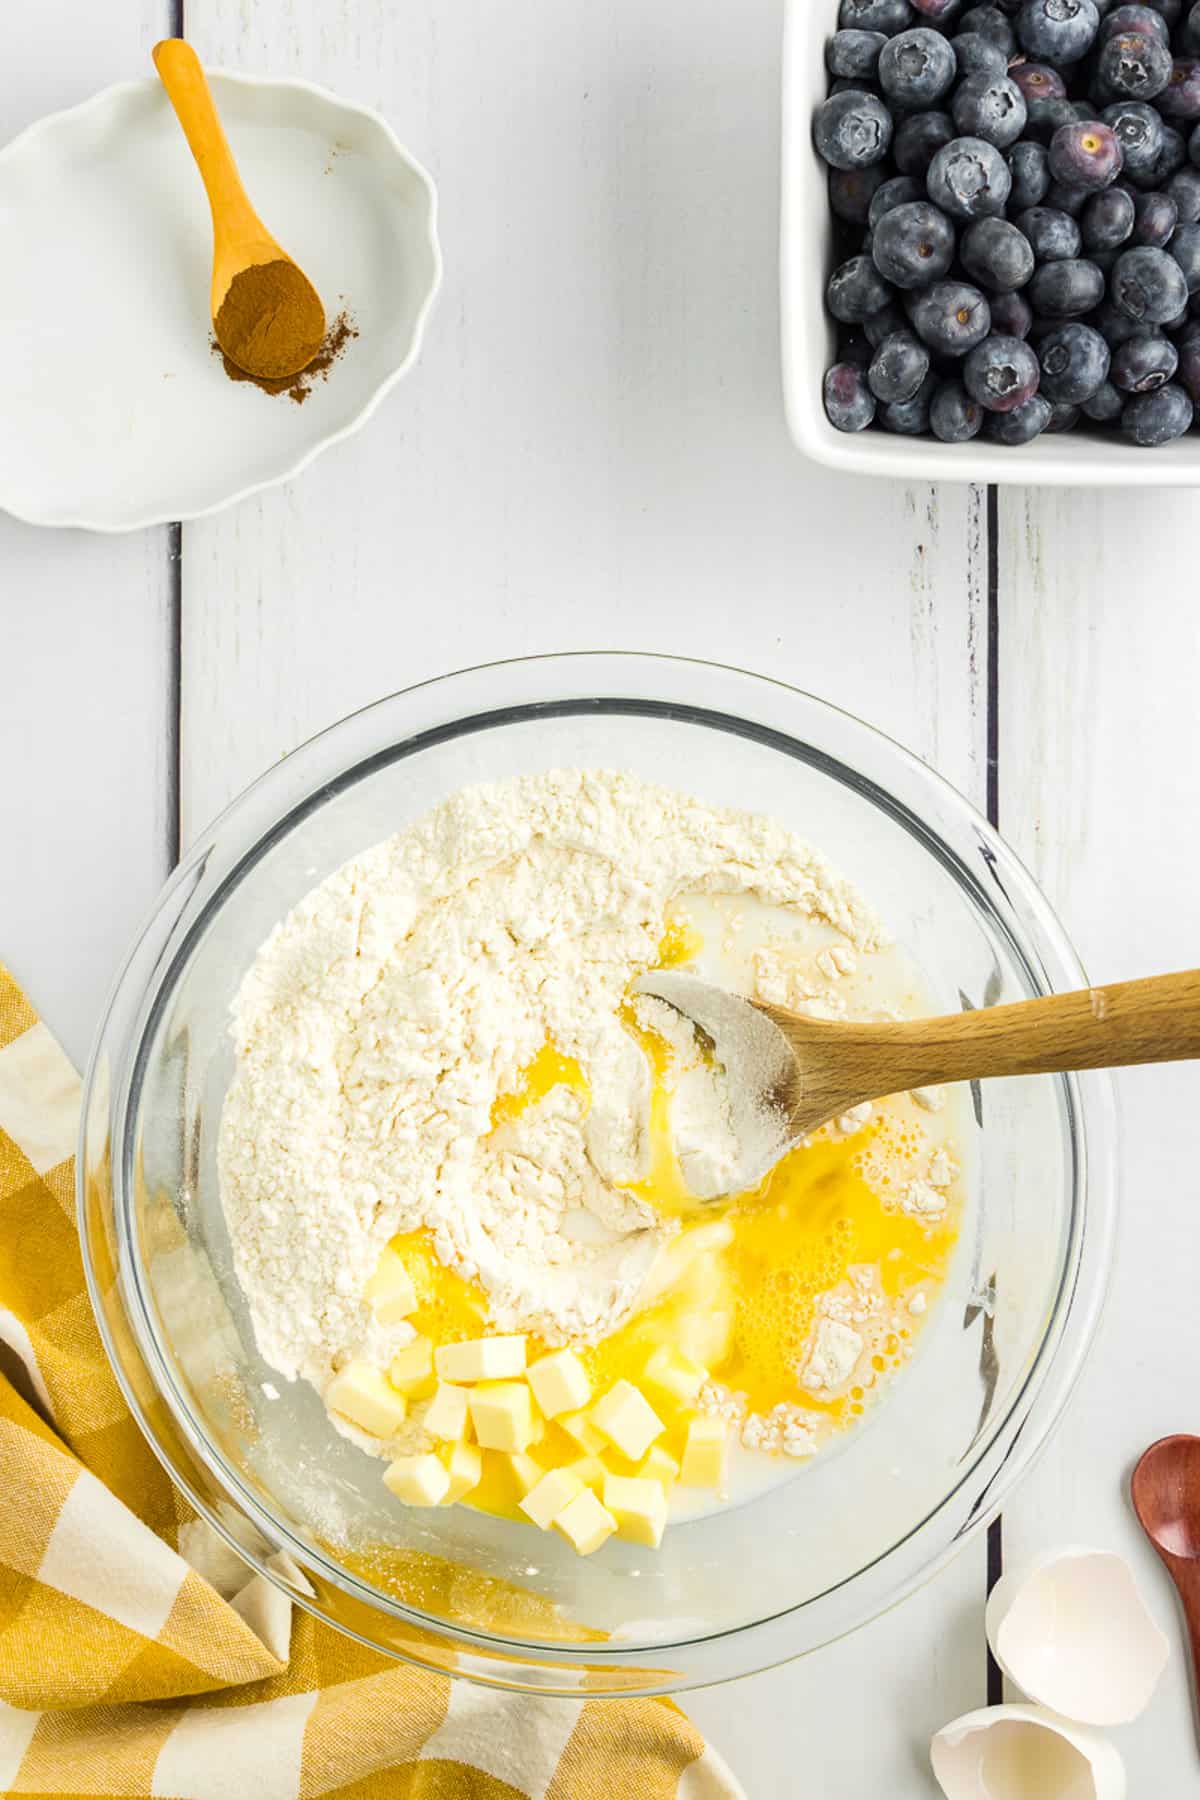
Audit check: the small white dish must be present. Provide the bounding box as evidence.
[931,1704,1126,1800]
[0,71,441,531]
[781,0,1200,485]
[986,1546,1169,1726]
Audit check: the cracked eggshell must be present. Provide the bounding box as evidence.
[985,1546,1169,1725]
[931,1705,1126,1800]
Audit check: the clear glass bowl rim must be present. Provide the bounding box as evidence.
[78,651,1119,1694]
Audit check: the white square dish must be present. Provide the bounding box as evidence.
[780,0,1200,486]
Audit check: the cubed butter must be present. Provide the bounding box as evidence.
[505,1452,544,1497]
[519,1467,585,1531]
[326,1362,407,1438]
[558,1409,606,1454]
[389,1335,434,1392]
[527,1348,592,1418]
[441,1440,483,1503]
[602,1473,669,1549]
[555,1487,617,1556]
[365,1246,418,1325]
[469,1380,536,1452]
[423,1381,470,1442]
[383,1451,450,1507]
[435,1335,527,1383]
[680,1416,727,1490]
[643,1345,707,1408]
[565,1454,607,1491]
[637,1443,681,1486]
[590,1380,665,1463]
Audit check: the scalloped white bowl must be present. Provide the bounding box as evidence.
[0,71,441,531]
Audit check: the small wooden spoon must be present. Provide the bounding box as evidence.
[153,39,325,380]
[635,967,1200,1198]
[1132,1436,1200,1747]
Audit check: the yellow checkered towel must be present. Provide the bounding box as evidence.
[0,966,743,1800]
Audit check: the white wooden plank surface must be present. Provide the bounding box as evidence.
[998,488,1200,1789]
[0,6,173,1069]
[180,5,991,1790]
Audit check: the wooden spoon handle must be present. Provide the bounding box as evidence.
[784,969,1200,1098]
[1164,1554,1200,1754]
[152,40,263,247]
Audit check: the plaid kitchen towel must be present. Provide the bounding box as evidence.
[0,964,743,1800]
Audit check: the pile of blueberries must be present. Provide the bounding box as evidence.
[816,0,1200,447]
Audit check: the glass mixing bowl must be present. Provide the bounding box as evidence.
[79,654,1116,1696]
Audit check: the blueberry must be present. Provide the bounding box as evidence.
[1013,63,1068,102]
[1131,187,1179,241]
[1048,120,1125,189]
[963,332,1042,407]
[895,110,956,173]
[1135,123,1187,185]
[1099,2,1172,40]
[954,79,1028,152]
[879,28,959,104]
[991,289,1036,333]
[911,278,994,350]
[1090,296,1154,340]
[828,29,889,79]
[958,3,1019,49]
[1111,330,1180,386]
[1144,0,1184,23]
[869,329,934,399]
[840,0,916,31]
[1029,256,1108,311]
[831,164,891,224]
[1046,178,1093,214]
[1169,220,1200,291]
[1017,0,1101,63]
[1111,243,1190,317]
[930,378,987,436]
[872,199,958,283]
[1104,99,1167,182]
[1026,96,1088,142]
[880,370,940,430]
[869,173,926,226]
[985,392,1054,438]
[913,0,965,13]
[1038,320,1113,396]
[954,33,1012,79]
[814,91,895,170]
[1167,166,1200,221]
[825,363,878,430]
[1160,59,1200,120]
[927,135,1014,216]
[1095,30,1174,99]
[1175,322,1200,398]
[864,301,911,343]
[1081,184,1136,246]
[1045,399,1082,427]
[1017,204,1083,258]
[1008,140,1052,208]
[1187,0,1200,47]
[1122,380,1194,438]
[962,216,1038,287]
[1083,376,1127,416]
[828,253,896,320]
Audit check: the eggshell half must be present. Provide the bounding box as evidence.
[931,1704,1126,1800]
[986,1546,1169,1725]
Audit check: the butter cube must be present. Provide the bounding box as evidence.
[326,1362,407,1438]
[558,1409,606,1455]
[442,1440,483,1504]
[366,1247,418,1325]
[468,1380,536,1452]
[527,1348,592,1419]
[435,1335,527,1383]
[637,1443,681,1486]
[603,1473,669,1549]
[519,1467,585,1531]
[505,1452,544,1497]
[680,1416,727,1490]
[383,1452,450,1507]
[555,1488,617,1556]
[423,1382,470,1442]
[590,1380,665,1463]
[389,1335,434,1392]
[643,1345,707,1408]
[565,1454,607,1491]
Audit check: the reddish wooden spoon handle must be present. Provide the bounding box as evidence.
[1167,1554,1200,1750]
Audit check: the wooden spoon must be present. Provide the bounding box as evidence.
[152,39,325,380]
[1132,1436,1200,1747]
[634,967,1200,1198]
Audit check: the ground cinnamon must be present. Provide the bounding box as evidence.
[214,259,326,382]
[216,310,358,404]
